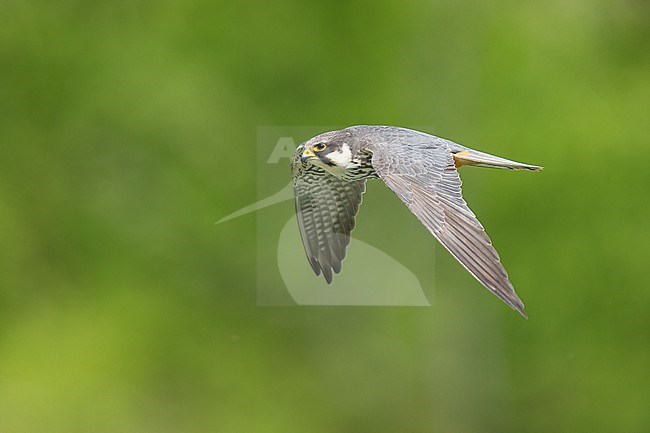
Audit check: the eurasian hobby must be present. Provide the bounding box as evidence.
[292,125,542,317]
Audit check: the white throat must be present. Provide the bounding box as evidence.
[324,143,353,171]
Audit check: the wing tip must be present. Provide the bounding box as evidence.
[513,303,528,319]
[308,258,321,276]
[503,295,527,318]
[322,267,333,284]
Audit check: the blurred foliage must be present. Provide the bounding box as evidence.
[0,0,649,432]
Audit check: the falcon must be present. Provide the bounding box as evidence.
[292,125,542,317]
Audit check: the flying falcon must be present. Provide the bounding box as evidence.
[292,125,542,317]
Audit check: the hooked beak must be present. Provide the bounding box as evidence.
[301,148,315,163]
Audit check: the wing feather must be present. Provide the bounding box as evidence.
[369,138,527,317]
[293,167,366,283]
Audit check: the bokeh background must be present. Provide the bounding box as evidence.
[1,0,649,432]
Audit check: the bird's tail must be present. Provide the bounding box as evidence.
[452,148,543,171]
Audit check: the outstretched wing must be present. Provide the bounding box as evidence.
[369,138,526,317]
[293,167,366,283]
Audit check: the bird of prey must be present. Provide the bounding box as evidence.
[292,125,542,317]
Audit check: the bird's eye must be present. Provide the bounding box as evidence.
[313,143,327,152]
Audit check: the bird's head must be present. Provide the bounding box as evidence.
[298,130,354,174]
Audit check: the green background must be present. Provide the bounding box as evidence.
[1,1,649,432]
